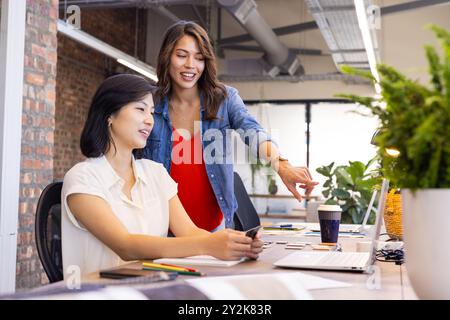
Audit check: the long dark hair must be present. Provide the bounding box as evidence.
[156,20,227,120]
[80,74,156,158]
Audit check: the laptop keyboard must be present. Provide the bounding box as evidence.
[274,251,371,269]
[317,252,370,267]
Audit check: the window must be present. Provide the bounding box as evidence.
[309,102,378,195]
[232,100,379,215]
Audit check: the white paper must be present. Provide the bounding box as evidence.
[33,286,148,300]
[154,255,245,267]
[287,272,352,290]
[186,273,316,300]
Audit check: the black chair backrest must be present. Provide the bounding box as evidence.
[233,172,260,231]
[35,181,63,283]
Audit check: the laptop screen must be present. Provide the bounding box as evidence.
[368,179,390,263]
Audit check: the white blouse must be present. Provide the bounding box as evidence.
[61,156,177,278]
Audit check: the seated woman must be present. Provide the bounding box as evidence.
[61,74,262,277]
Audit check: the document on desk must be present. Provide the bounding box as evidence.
[185,272,351,300]
[153,255,245,267]
[303,231,366,238]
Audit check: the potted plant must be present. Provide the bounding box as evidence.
[316,159,381,224]
[337,24,450,299]
[250,158,278,194]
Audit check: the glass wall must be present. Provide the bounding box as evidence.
[233,103,306,214]
[233,100,379,215]
[309,102,378,195]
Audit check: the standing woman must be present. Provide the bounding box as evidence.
[144,21,318,231]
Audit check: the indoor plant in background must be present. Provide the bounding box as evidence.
[316,158,381,224]
[337,25,450,299]
[250,158,278,195]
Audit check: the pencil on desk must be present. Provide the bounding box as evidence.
[142,262,189,272]
[142,266,205,276]
[161,263,198,273]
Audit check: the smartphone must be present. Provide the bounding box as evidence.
[99,268,173,280]
[245,226,261,239]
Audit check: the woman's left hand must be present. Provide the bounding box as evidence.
[277,161,319,201]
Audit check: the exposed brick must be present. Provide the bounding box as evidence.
[31,44,46,58]
[46,131,53,144]
[54,8,147,180]
[17,1,148,290]
[23,172,33,184]
[17,0,58,290]
[26,72,44,86]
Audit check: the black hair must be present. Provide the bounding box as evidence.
[80,73,156,158]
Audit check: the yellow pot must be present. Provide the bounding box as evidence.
[384,189,403,240]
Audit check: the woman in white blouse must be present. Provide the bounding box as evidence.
[61,74,263,277]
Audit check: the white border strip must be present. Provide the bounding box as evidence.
[0,0,26,294]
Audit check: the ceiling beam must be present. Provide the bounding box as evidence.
[220,44,323,56]
[218,20,317,45]
[380,0,450,15]
[218,0,450,45]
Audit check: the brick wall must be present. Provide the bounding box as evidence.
[15,6,147,291]
[54,8,147,180]
[17,0,59,289]
[16,3,147,289]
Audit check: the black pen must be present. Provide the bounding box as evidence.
[263,226,303,231]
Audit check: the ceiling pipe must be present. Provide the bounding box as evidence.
[59,0,207,9]
[217,0,303,77]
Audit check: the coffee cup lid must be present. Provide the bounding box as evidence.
[318,204,342,212]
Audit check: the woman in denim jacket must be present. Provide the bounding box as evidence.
[144,21,318,231]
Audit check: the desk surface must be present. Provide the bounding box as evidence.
[82,224,417,300]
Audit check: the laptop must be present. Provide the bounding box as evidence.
[273,179,389,272]
[308,189,378,234]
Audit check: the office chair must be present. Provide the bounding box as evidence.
[233,172,261,231]
[35,181,63,283]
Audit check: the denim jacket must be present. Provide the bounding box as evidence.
[143,86,274,227]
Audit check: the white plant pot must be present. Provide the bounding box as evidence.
[402,189,450,299]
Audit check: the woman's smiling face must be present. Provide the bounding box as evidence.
[108,93,155,151]
[169,35,205,91]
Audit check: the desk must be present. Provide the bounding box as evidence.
[81,223,416,300]
[249,194,321,200]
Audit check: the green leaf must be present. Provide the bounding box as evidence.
[347,161,366,183]
[355,177,380,192]
[335,167,353,186]
[339,65,375,82]
[348,207,364,224]
[425,45,443,93]
[323,180,332,188]
[365,156,379,171]
[331,188,351,200]
[316,163,333,177]
[325,199,338,205]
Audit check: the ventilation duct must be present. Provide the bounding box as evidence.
[218,0,304,77]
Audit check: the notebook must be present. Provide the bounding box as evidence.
[153,255,245,267]
[98,267,178,283]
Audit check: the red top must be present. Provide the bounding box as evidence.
[170,128,223,231]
